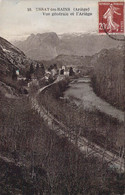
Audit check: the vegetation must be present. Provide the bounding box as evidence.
[26,62,45,81]
[0,92,125,194]
[91,47,125,111]
[37,80,124,155]
[0,43,125,194]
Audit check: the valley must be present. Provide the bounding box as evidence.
[0,34,124,194]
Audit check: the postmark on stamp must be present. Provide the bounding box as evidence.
[99,2,124,34]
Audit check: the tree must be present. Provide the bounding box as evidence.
[41,64,45,75]
[29,63,34,74]
[35,63,45,80]
[12,68,17,80]
[36,63,39,70]
[60,69,64,75]
[69,67,74,76]
[26,71,31,81]
[53,64,57,69]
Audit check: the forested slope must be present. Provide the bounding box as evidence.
[91,46,125,110]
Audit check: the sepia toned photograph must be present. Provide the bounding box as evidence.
[0,0,125,194]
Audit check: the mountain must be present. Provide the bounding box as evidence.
[0,36,33,96]
[0,36,31,77]
[14,32,121,61]
[14,32,59,60]
[58,33,121,56]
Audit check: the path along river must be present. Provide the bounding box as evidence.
[64,77,124,123]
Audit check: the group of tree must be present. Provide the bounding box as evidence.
[26,62,45,81]
[91,47,125,110]
[48,63,57,71]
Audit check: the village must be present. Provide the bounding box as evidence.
[15,62,80,85]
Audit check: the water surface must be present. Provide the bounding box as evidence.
[64,78,124,122]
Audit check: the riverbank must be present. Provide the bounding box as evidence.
[37,78,124,155]
[28,78,125,194]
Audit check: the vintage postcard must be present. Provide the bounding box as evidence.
[0,0,125,194]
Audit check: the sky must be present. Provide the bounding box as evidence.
[0,0,99,41]
[0,0,124,41]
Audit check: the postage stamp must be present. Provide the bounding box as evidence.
[99,2,124,34]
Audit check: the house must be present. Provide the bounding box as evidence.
[64,70,69,76]
[45,71,51,81]
[51,68,57,77]
[16,69,19,76]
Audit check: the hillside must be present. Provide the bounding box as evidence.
[14,32,121,61]
[0,36,35,96]
[53,54,92,67]
[91,45,125,110]
[0,36,125,194]
[0,36,33,77]
[1,92,124,194]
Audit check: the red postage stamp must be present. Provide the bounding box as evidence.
[99,2,124,33]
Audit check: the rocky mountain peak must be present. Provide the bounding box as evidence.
[14,32,60,60]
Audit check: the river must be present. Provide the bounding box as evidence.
[64,77,124,122]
